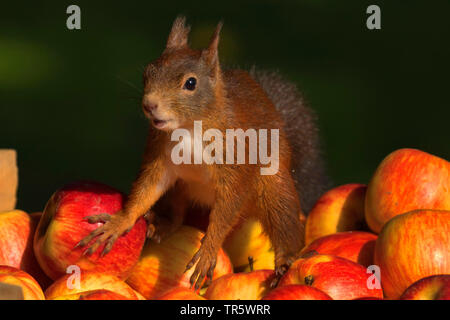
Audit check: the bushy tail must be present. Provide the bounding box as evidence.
[250,68,331,214]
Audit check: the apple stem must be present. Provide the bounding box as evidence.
[248,256,254,272]
[305,275,314,285]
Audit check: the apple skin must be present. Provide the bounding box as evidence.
[400,275,450,300]
[223,217,274,271]
[300,231,377,267]
[374,209,450,299]
[126,225,233,299]
[279,254,383,300]
[45,270,145,300]
[305,184,367,245]
[0,210,52,290]
[204,269,274,300]
[365,148,450,233]
[0,210,34,269]
[262,284,332,300]
[33,181,147,280]
[156,287,206,300]
[52,289,131,300]
[0,266,45,300]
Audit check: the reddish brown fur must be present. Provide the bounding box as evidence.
[79,16,329,288]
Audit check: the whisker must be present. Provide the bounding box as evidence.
[115,75,143,94]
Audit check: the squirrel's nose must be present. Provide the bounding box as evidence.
[143,101,158,113]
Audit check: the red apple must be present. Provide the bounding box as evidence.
[126,225,233,299]
[156,287,206,300]
[27,212,53,289]
[305,184,367,244]
[400,275,450,300]
[279,254,383,300]
[33,181,147,280]
[374,209,450,299]
[300,231,377,267]
[0,210,34,269]
[45,271,145,300]
[53,289,131,300]
[0,266,45,300]
[0,210,52,290]
[262,284,332,300]
[204,270,274,300]
[365,148,450,233]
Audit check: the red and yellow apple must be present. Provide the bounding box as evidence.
[53,289,131,300]
[400,275,450,300]
[374,209,450,299]
[204,270,274,300]
[156,287,206,300]
[223,217,274,271]
[365,148,450,233]
[0,266,45,300]
[262,284,332,300]
[33,181,147,280]
[126,225,233,299]
[0,210,34,269]
[305,184,367,244]
[0,210,51,289]
[300,231,377,267]
[45,270,145,300]
[279,254,383,300]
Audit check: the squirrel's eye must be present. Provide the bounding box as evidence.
[183,77,197,91]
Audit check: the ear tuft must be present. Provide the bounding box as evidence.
[202,20,223,66]
[166,15,191,50]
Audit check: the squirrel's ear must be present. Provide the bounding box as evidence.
[201,21,223,67]
[166,16,191,50]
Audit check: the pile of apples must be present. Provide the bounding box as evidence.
[0,148,449,300]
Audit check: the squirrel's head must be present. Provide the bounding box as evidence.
[142,16,224,132]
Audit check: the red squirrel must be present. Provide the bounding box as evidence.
[77,16,329,288]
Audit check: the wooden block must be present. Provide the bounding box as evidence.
[0,149,18,212]
[0,282,24,300]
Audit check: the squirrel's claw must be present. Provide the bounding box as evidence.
[185,249,202,273]
[83,213,111,224]
[80,225,120,257]
[100,234,119,256]
[75,225,104,249]
[270,263,290,288]
[146,223,156,239]
[186,247,216,291]
[75,213,128,256]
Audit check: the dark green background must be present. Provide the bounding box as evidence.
[1,1,449,212]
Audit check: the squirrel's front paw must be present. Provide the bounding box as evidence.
[75,212,133,256]
[185,246,217,290]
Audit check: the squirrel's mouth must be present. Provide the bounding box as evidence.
[152,118,170,129]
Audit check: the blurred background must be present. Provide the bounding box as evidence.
[0,0,449,212]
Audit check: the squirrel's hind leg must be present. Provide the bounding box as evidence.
[257,174,305,287]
